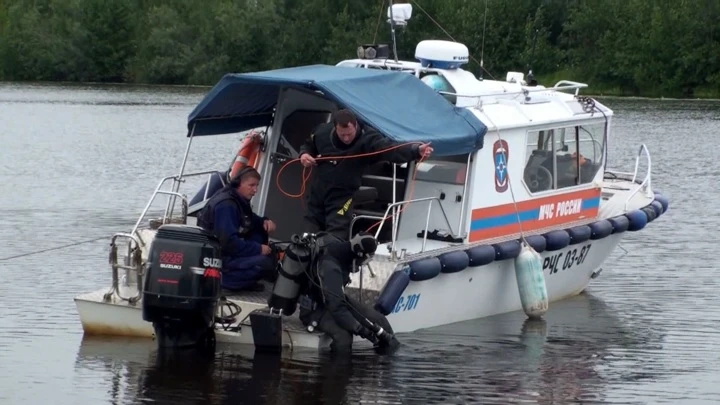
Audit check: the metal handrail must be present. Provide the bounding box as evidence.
[131,190,188,236]
[624,144,652,210]
[349,214,386,303]
[372,196,457,254]
[130,170,220,236]
[438,80,588,100]
[631,144,651,184]
[553,80,589,96]
[104,232,144,305]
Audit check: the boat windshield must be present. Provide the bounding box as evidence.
[523,121,606,193]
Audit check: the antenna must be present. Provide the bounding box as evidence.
[479,0,488,80]
[389,0,398,62]
[386,1,413,62]
[526,28,539,86]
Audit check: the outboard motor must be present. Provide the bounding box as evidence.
[142,224,223,349]
[267,233,313,316]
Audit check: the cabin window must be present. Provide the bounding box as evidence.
[420,73,457,105]
[412,154,468,185]
[523,122,606,193]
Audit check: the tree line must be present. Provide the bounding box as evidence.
[1,0,718,98]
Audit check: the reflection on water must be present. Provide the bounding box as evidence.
[1,84,720,404]
[70,293,659,405]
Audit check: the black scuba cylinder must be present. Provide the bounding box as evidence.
[267,235,313,316]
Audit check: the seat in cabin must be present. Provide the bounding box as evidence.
[353,186,378,206]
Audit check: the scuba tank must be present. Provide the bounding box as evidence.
[267,234,313,316]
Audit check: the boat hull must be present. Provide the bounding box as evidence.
[74,287,336,349]
[74,232,621,349]
[384,233,621,332]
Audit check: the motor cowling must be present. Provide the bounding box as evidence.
[267,235,313,316]
[142,224,223,348]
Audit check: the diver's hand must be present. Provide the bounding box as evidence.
[300,153,316,167]
[263,219,276,233]
[350,232,378,256]
[418,142,433,158]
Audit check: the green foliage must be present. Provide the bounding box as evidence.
[0,0,718,98]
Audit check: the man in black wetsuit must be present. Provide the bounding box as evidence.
[299,109,433,240]
[300,231,398,352]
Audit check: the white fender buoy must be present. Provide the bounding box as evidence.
[514,241,549,319]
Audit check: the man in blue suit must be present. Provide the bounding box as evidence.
[197,167,277,292]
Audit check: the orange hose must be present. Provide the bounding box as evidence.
[274,142,429,233]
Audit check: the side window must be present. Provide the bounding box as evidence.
[420,73,457,105]
[575,124,605,185]
[523,129,556,193]
[413,154,468,185]
[523,123,606,193]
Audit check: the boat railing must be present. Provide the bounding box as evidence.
[349,214,386,303]
[552,80,589,96]
[437,80,588,100]
[371,196,457,254]
[606,144,652,210]
[622,144,652,210]
[130,170,221,237]
[346,198,455,300]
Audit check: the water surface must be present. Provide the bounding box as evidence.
[1,83,718,404]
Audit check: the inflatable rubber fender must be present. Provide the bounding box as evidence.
[466,245,495,267]
[544,229,570,251]
[589,220,613,240]
[493,240,522,261]
[608,215,630,234]
[626,209,648,231]
[650,200,664,217]
[524,234,547,253]
[374,270,410,316]
[641,206,657,223]
[408,257,442,281]
[653,192,669,213]
[514,244,548,319]
[439,250,470,274]
[567,225,592,245]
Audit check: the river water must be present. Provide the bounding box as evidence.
[0,82,717,405]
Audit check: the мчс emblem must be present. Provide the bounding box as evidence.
[493,139,509,193]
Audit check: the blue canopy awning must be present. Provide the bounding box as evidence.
[187,64,487,156]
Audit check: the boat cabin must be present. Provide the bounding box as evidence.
[180,37,611,260]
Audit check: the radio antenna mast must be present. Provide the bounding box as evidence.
[388,0,399,62]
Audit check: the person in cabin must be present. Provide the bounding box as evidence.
[299,231,398,353]
[298,109,434,240]
[197,167,278,292]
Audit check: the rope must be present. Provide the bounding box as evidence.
[409,0,496,80]
[274,141,428,233]
[480,113,527,244]
[372,0,386,44]
[480,94,608,247]
[0,236,108,261]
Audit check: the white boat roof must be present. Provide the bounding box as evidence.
[336,57,614,133]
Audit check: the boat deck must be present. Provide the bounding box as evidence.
[223,282,381,308]
[220,281,381,334]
